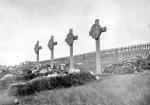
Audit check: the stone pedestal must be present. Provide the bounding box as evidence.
[65,29,78,73]
[34,41,42,71]
[89,19,107,74]
[48,36,57,69]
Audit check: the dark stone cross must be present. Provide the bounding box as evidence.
[34,41,42,71]
[65,29,78,46]
[48,35,57,68]
[89,19,107,74]
[65,29,78,73]
[89,19,106,40]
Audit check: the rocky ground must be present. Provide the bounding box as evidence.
[1,70,148,105]
[103,55,150,74]
[0,55,150,105]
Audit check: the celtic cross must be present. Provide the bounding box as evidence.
[34,41,42,71]
[48,36,57,68]
[89,19,107,74]
[65,29,78,73]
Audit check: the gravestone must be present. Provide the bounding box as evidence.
[65,29,78,73]
[89,19,107,74]
[34,41,42,71]
[48,35,57,69]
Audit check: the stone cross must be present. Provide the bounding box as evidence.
[65,29,78,73]
[48,35,57,69]
[34,41,42,71]
[89,19,107,74]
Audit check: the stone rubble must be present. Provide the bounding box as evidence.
[103,55,150,75]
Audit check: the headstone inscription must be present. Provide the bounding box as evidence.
[48,35,57,69]
[65,29,78,73]
[34,41,42,71]
[89,19,107,74]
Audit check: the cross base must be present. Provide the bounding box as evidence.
[69,68,76,73]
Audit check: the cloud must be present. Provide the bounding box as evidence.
[0,0,150,65]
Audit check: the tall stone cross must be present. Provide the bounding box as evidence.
[65,29,78,73]
[89,19,107,74]
[48,35,57,69]
[34,41,42,71]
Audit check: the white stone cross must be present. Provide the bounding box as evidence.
[34,41,42,71]
[89,19,107,74]
[48,35,57,69]
[65,29,78,73]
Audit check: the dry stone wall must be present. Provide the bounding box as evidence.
[41,43,150,72]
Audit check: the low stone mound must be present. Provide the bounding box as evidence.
[103,55,150,75]
[8,71,96,96]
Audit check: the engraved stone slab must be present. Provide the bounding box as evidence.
[89,19,107,40]
[65,29,78,46]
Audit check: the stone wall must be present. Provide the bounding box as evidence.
[41,43,150,72]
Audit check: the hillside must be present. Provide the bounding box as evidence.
[0,55,150,105]
[0,70,149,105]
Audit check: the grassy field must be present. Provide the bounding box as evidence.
[4,70,147,105]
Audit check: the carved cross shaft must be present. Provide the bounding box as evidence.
[89,19,107,74]
[65,29,78,73]
[48,35,57,69]
[34,41,42,71]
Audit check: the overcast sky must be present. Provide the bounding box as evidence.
[0,0,150,66]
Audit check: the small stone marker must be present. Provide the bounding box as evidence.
[34,41,42,71]
[65,29,78,73]
[48,35,57,69]
[89,19,107,74]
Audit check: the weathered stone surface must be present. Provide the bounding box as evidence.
[34,41,42,71]
[34,41,42,54]
[48,36,57,51]
[65,29,78,73]
[89,19,106,40]
[65,29,78,46]
[89,19,107,74]
[48,36,57,68]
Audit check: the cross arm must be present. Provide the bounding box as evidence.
[101,27,107,32]
[73,36,78,40]
[53,42,57,45]
[39,46,42,50]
